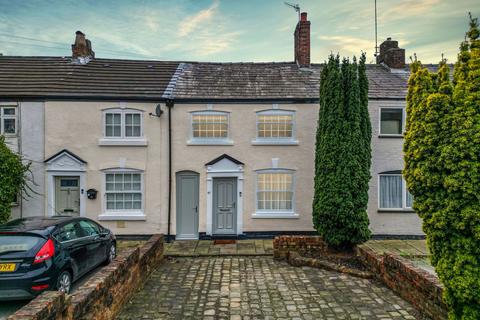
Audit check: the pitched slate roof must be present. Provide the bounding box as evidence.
[0,56,414,101]
[170,62,409,101]
[0,56,179,100]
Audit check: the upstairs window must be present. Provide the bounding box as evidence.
[0,106,17,135]
[190,111,230,144]
[379,172,413,210]
[380,108,404,136]
[253,109,297,145]
[103,109,143,138]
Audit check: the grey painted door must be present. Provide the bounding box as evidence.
[55,176,80,216]
[213,178,237,235]
[176,171,199,239]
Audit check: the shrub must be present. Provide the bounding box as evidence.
[313,54,371,249]
[0,136,31,223]
[403,15,480,319]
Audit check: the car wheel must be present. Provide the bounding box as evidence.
[106,244,116,264]
[56,270,72,294]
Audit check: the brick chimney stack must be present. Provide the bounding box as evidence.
[377,37,405,69]
[294,12,310,68]
[71,31,95,62]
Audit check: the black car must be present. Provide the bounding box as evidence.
[0,216,116,300]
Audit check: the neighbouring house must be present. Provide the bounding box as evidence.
[0,60,45,219]
[0,13,423,237]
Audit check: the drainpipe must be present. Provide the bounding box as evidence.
[166,99,174,242]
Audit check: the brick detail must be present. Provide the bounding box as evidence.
[273,235,328,260]
[357,246,448,320]
[377,38,405,69]
[294,12,310,67]
[71,31,95,59]
[8,235,164,320]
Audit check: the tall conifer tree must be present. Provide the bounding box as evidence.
[313,54,371,248]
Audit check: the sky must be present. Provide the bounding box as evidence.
[0,0,479,64]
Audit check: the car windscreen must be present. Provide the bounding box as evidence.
[0,234,44,255]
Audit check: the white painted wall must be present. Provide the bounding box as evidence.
[8,101,45,219]
[368,99,423,235]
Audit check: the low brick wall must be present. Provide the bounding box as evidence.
[8,234,164,320]
[273,235,328,260]
[357,246,447,320]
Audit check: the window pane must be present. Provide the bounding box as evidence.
[3,119,15,134]
[3,108,15,115]
[406,190,414,208]
[381,109,403,134]
[379,175,402,208]
[113,126,121,137]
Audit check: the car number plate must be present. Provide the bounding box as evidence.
[0,263,16,272]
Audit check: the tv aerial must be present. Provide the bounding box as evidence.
[284,2,301,21]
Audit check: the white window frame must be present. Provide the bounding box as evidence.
[98,168,146,221]
[252,109,298,145]
[378,173,414,211]
[253,168,298,219]
[188,110,232,145]
[0,105,17,136]
[378,107,405,137]
[98,108,147,146]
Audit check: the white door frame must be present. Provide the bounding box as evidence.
[45,151,86,217]
[206,159,243,236]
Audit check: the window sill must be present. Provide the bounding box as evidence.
[98,138,148,146]
[251,139,299,146]
[252,212,299,219]
[377,209,415,213]
[98,212,146,221]
[378,134,404,139]
[187,140,233,146]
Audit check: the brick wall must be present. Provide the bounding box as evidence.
[273,235,328,260]
[357,246,447,320]
[8,235,164,320]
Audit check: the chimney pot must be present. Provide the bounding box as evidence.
[294,12,310,67]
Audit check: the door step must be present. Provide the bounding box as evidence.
[213,239,236,245]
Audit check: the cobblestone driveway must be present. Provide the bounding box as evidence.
[117,257,421,320]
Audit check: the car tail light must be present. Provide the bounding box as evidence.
[33,239,55,264]
[31,284,49,291]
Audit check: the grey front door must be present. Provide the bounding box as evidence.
[176,171,199,239]
[213,178,237,235]
[55,176,80,216]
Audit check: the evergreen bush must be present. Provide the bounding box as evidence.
[313,54,371,249]
[0,136,31,223]
[404,15,480,319]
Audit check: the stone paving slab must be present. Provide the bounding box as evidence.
[117,257,425,320]
[165,240,273,256]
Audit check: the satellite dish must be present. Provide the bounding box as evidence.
[150,104,163,117]
[155,104,163,117]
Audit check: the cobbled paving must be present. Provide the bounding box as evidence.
[117,257,422,320]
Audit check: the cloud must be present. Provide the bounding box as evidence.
[379,0,441,22]
[178,0,219,37]
[319,35,373,55]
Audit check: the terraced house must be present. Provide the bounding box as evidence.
[0,13,423,238]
